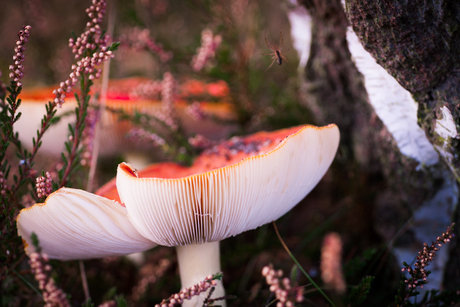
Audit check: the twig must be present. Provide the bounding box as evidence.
[86,1,115,192]
[79,260,90,302]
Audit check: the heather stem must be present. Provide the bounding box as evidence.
[58,77,91,188]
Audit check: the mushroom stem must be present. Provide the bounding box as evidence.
[176,241,226,307]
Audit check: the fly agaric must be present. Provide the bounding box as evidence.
[17,124,339,306]
[15,77,236,156]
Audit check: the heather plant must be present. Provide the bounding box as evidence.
[29,234,70,307]
[1,0,118,304]
[154,273,231,307]
[2,1,460,307]
[261,264,305,307]
[1,26,36,299]
[393,223,458,306]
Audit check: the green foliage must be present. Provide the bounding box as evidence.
[346,276,374,306]
[58,82,90,188]
[115,296,129,307]
[81,298,94,307]
[344,248,378,280]
[289,265,300,285]
[211,272,224,281]
[108,41,121,52]
[102,286,118,301]
[0,80,32,299]
[30,232,41,253]
[392,287,460,307]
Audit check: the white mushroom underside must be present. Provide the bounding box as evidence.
[17,188,155,260]
[117,125,340,246]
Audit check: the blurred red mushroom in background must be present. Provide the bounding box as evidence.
[15,77,237,157]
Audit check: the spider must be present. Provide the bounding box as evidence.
[263,31,289,70]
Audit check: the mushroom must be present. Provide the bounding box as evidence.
[15,77,237,156]
[17,124,340,306]
[16,188,156,259]
[15,86,76,155]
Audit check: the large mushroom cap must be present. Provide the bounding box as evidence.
[16,124,339,262]
[114,124,340,246]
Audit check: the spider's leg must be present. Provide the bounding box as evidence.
[265,30,272,49]
[266,57,276,71]
[281,54,289,63]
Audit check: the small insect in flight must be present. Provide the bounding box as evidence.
[263,31,289,70]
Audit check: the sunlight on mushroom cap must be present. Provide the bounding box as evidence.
[116,124,340,246]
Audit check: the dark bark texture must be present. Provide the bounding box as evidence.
[345,0,460,179]
[345,0,460,289]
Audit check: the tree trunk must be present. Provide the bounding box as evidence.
[293,0,460,292]
[345,0,460,179]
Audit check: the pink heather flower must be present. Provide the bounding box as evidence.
[401,223,454,291]
[320,232,346,294]
[36,172,53,198]
[155,274,219,307]
[129,80,163,100]
[29,252,70,307]
[262,265,303,306]
[80,107,100,166]
[119,27,172,62]
[127,128,166,147]
[53,0,113,107]
[52,47,114,107]
[68,0,108,59]
[9,25,32,87]
[186,101,208,121]
[188,134,212,150]
[191,29,222,72]
[161,72,178,130]
[0,171,9,196]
